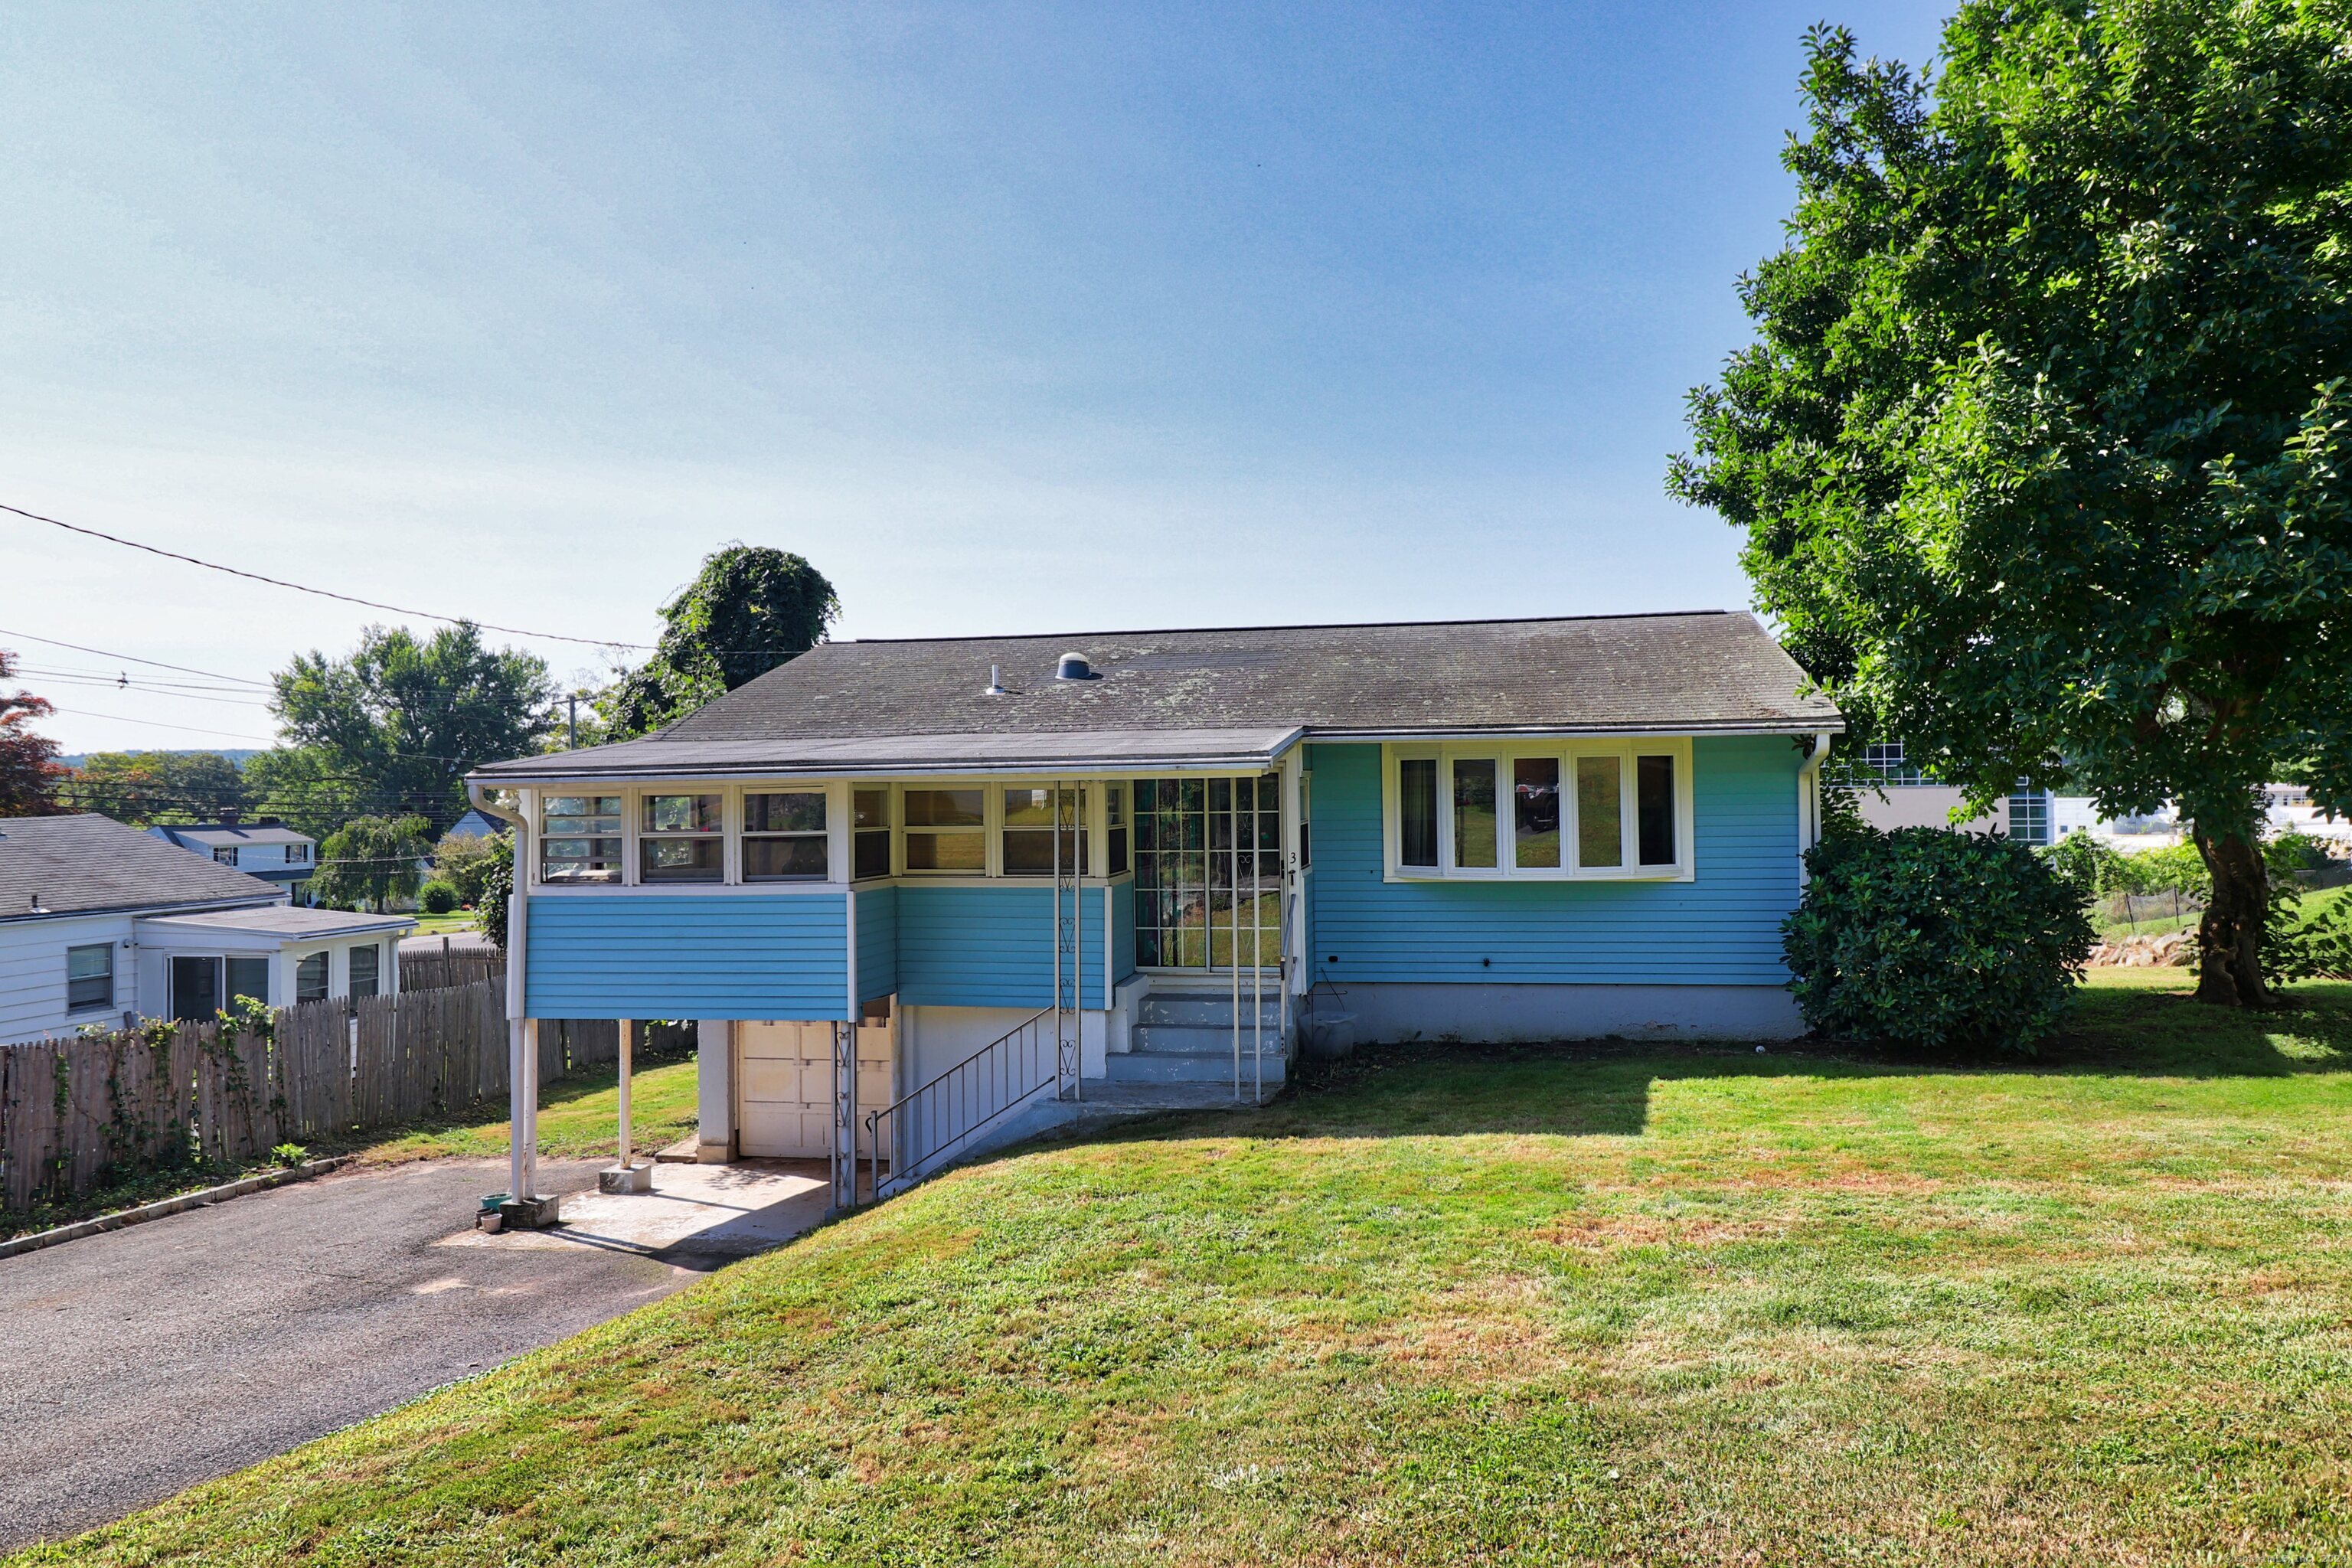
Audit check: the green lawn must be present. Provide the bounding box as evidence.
[407,910,479,937]
[355,1052,701,1166]
[21,972,2352,1565]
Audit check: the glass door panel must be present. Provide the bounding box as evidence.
[1135,774,1281,970]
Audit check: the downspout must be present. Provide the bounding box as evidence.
[1795,730,1833,879]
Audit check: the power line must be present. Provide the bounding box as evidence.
[0,626,272,687]
[2,502,652,650]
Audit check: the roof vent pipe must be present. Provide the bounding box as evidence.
[985,664,1007,695]
[1056,652,1093,681]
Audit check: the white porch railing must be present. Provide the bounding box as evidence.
[862,1005,1059,1202]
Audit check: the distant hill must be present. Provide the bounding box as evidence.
[54,748,266,769]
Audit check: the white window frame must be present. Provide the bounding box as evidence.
[537,792,626,885]
[1382,739,1694,883]
[66,942,114,1014]
[740,786,831,883]
[896,780,994,877]
[636,789,729,885]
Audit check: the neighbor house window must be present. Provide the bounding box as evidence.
[541,795,622,883]
[1863,742,1926,786]
[902,788,985,872]
[641,793,724,882]
[853,789,890,880]
[296,951,329,1003]
[286,843,312,864]
[349,944,380,998]
[226,956,269,1008]
[1104,785,1129,877]
[1002,786,1086,876]
[2007,786,2052,847]
[1390,743,1691,880]
[66,943,113,1012]
[213,846,239,866]
[744,790,828,881]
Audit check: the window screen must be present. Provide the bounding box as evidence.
[296,951,329,1003]
[745,791,828,880]
[226,956,270,1008]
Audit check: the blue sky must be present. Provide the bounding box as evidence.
[1,2,1945,753]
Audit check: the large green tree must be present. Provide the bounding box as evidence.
[602,545,838,740]
[67,750,248,825]
[312,814,433,913]
[1670,3,2352,1006]
[270,623,557,835]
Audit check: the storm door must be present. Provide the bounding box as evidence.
[1132,775,1281,971]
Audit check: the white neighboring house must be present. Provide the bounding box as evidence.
[147,811,319,906]
[0,814,413,1045]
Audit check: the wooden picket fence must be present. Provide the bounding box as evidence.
[0,978,510,1213]
[400,946,505,992]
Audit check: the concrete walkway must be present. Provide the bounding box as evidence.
[0,1157,825,1551]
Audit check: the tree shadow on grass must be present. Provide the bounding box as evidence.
[1089,981,2352,1145]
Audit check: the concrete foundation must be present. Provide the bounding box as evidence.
[598,1161,655,1194]
[495,1193,564,1229]
[1318,982,1804,1044]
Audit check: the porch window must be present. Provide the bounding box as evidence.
[66,943,113,1012]
[641,793,724,883]
[227,956,269,1008]
[744,791,828,881]
[853,789,891,880]
[296,950,329,1003]
[903,788,985,872]
[1104,785,1129,877]
[1002,786,1086,876]
[541,795,622,883]
[349,943,380,998]
[1514,758,1560,869]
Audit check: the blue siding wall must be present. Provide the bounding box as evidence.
[854,885,898,1002]
[896,884,1110,1008]
[526,895,848,1020]
[1111,879,1137,987]
[1304,738,1802,987]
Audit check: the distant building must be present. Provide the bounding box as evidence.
[147,809,318,905]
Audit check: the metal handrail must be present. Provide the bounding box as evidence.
[862,1005,1057,1202]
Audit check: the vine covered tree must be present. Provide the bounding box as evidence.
[603,544,838,740]
[1670,4,2352,1006]
[66,750,248,825]
[0,649,65,816]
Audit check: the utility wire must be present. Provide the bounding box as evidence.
[0,626,272,686]
[2,502,650,649]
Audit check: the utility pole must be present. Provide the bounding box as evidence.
[567,694,579,750]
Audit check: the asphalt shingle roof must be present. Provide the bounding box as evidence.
[0,814,287,921]
[474,612,1839,780]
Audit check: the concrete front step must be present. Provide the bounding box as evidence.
[1136,991,1284,1030]
[1105,1049,1289,1085]
[1132,1022,1289,1056]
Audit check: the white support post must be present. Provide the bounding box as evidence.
[617,1018,633,1167]
[1279,750,1304,1052]
[521,1018,541,1200]
[507,1014,528,1202]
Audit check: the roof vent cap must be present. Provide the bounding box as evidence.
[1056,652,1095,681]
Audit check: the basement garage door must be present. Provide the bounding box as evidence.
[737,1019,895,1158]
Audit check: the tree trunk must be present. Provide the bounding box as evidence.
[2191,825,2269,1007]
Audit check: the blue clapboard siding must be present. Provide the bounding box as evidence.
[1305,738,1802,987]
[1111,879,1137,988]
[526,895,848,1020]
[854,884,898,1002]
[895,884,1109,1008]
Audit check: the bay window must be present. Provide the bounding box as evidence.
[743,790,828,880]
[1387,740,1692,880]
[641,793,724,883]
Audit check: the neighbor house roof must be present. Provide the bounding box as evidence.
[472,612,1840,782]
[0,814,287,922]
[151,822,315,848]
[134,906,413,941]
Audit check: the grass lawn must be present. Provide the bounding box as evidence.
[20,972,2352,1566]
[354,1051,701,1166]
[407,910,479,937]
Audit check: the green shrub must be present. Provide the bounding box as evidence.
[480,852,512,951]
[1785,827,2097,1054]
[418,879,459,915]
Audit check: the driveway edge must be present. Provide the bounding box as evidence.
[0,1156,355,1262]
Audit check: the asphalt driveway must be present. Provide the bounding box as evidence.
[0,1158,704,1550]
